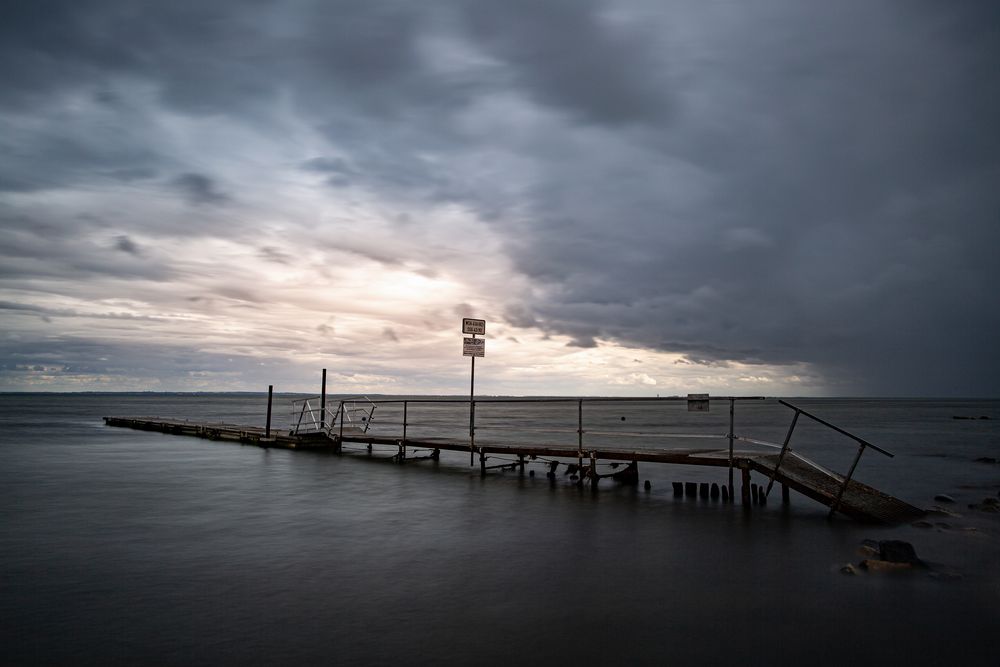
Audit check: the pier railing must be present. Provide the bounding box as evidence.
[342,396,769,496]
[764,399,894,517]
[290,396,376,437]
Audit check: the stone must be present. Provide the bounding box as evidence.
[840,564,858,576]
[861,559,913,573]
[974,457,997,464]
[926,506,961,518]
[879,540,924,566]
[857,544,879,558]
[934,494,955,503]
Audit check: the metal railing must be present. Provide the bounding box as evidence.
[763,399,894,517]
[339,395,768,493]
[290,396,377,436]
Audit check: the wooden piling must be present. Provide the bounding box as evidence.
[480,447,486,478]
[721,485,730,502]
[685,482,697,497]
[673,482,684,496]
[699,482,709,498]
[741,468,751,506]
[590,451,598,490]
[710,482,720,499]
[782,483,790,504]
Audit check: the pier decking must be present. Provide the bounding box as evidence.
[103,400,925,524]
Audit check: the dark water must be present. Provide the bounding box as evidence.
[1,394,998,666]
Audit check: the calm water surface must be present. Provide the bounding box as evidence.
[1,394,998,665]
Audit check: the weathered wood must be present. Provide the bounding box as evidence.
[103,415,923,523]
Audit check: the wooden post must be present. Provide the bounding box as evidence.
[320,368,327,429]
[519,454,525,475]
[741,467,751,506]
[751,483,759,505]
[782,483,790,504]
[479,447,486,478]
[673,482,684,496]
[577,400,584,477]
[265,384,273,439]
[590,451,598,490]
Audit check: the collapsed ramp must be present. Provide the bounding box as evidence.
[743,400,925,523]
[750,452,925,523]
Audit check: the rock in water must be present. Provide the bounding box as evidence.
[861,559,914,573]
[879,540,924,567]
[934,494,955,503]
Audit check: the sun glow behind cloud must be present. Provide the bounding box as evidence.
[2,1,996,396]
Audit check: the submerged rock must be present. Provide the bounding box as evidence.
[861,559,913,573]
[879,540,924,566]
[968,497,1000,513]
[934,494,956,503]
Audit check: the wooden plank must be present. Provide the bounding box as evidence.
[104,416,923,524]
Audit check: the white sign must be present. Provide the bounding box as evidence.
[687,393,710,412]
[462,318,486,335]
[463,337,485,357]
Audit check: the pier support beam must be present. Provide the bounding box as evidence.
[782,483,790,505]
[741,467,751,507]
[480,448,486,478]
[590,451,598,490]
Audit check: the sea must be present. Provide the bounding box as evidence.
[1,393,998,666]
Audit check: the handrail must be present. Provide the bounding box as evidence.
[777,400,893,457]
[773,400,893,518]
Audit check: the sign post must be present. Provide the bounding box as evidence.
[462,319,486,465]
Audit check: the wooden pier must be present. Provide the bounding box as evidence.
[103,398,925,524]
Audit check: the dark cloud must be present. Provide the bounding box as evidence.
[114,235,140,255]
[173,173,230,206]
[0,1,997,395]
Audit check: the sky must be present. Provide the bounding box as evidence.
[1,0,998,397]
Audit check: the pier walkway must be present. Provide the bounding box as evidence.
[104,397,925,524]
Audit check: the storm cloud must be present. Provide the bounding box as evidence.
[1,0,997,395]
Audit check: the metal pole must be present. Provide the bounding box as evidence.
[765,409,800,498]
[265,384,273,439]
[320,368,327,429]
[402,400,408,445]
[728,398,734,501]
[470,334,476,466]
[829,443,866,519]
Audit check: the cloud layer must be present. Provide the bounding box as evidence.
[1,0,998,395]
